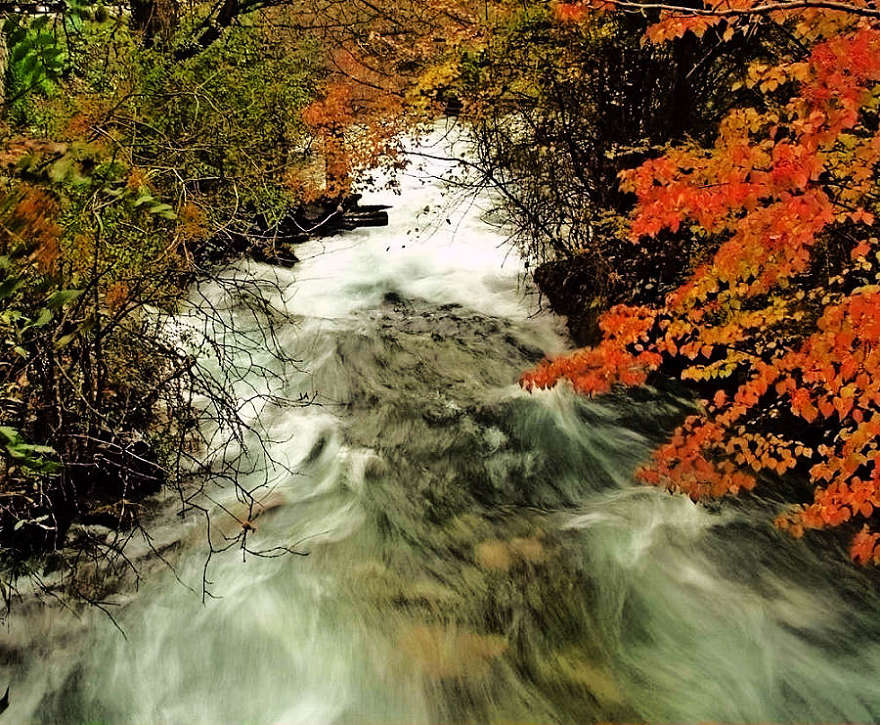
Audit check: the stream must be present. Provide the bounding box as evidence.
[5,128,880,724]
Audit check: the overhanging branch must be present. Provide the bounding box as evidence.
[593,0,880,21]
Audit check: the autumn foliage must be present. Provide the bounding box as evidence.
[523,1,880,563]
[299,0,488,198]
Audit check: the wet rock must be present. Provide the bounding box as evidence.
[206,194,391,270]
[475,540,513,572]
[475,535,547,572]
[509,536,547,564]
[278,193,390,239]
[422,399,464,426]
[550,651,624,706]
[248,243,299,268]
[398,623,507,680]
[66,524,114,541]
[534,256,604,346]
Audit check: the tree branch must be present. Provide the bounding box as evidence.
[592,0,880,21]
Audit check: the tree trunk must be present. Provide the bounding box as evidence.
[130,0,178,46]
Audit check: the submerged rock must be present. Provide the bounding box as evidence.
[397,623,507,680]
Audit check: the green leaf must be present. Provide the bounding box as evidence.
[19,54,40,80]
[0,427,60,473]
[6,25,27,47]
[14,514,51,530]
[19,443,56,456]
[132,193,155,208]
[46,289,83,309]
[148,203,176,219]
[0,276,24,300]
[10,41,32,64]
[48,156,74,183]
[32,307,53,328]
[78,316,97,334]
[0,426,22,444]
[22,306,54,332]
[31,31,56,48]
[54,331,78,348]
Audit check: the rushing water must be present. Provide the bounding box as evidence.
[5,129,880,724]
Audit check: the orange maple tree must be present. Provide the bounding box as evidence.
[525,1,880,563]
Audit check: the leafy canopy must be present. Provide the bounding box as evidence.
[524,1,880,564]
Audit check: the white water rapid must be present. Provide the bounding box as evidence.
[5,126,880,724]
